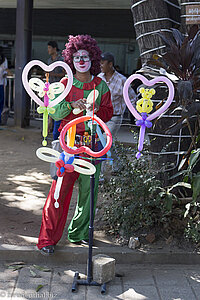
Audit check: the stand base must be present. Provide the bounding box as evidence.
[72,271,106,294]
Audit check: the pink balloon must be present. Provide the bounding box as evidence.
[123,74,174,158]
[22,60,73,108]
[123,74,174,121]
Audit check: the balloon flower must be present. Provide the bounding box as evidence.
[123,74,174,159]
[22,60,73,146]
[36,114,112,208]
[36,123,96,208]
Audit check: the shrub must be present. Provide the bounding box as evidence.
[102,144,178,238]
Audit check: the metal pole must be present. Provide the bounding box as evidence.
[14,0,33,127]
[87,122,96,282]
[71,122,107,293]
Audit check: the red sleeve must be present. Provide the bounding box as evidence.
[96,90,113,123]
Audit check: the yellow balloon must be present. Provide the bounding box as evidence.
[136,99,153,113]
[136,87,155,114]
[42,139,47,146]
[143,99,153,113]
[136,99,144,113]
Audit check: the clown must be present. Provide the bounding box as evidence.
[37,35,113,255]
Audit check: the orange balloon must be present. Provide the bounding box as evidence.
[67,124,76,147]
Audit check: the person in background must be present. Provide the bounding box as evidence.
[98,52,136,178]
[37,35,113,255]
[0,49,11,125]
[114,65,125,76]
[47,41,65,140]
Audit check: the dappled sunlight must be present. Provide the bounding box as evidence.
[17,235,38,244]
[1,191,46,213]
[121,288,147,300]
[94,231,112,242]
[1,170,51,214]
[15,185,45,198]
[64,269,86,279]
[7,171,51,185]
[0,244,25,250]
[190,274,200,283]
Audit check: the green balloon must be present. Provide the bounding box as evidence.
[42,139,47,146]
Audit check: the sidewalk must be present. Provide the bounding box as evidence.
[0,117,138,253]
[0,263,199,299]
[0,119,200,299]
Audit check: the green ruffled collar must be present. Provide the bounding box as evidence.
[73,76,101,90]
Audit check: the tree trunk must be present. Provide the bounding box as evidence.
[131,0,171,64]
[130,0,183,183]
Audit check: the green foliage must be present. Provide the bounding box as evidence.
[184,201,200,243]
[102,144,179,237]
[173,148,200,243]
[102,144,200,243]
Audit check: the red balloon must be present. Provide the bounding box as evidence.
[60,116,112,158]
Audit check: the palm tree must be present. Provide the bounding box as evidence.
[131,0,180,64]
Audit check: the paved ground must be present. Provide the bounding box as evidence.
[0,263,200,300]
[0,119,200,299]
[0,118,137,247]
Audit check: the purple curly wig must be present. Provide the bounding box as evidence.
[62,35,101,75]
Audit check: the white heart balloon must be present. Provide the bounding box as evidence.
[22,60,73,107]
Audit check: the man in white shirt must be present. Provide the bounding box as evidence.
[98,52,136,176]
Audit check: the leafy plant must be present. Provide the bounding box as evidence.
[102,144,184,238]
[151,25,200,103]
[146,25,200,160]
[171,148,200,242]
[172,148,200,200]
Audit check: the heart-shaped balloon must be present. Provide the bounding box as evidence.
[59,115,112,158]
[123,74,174,121]
[22,60,73,108]
[123,74,174,158]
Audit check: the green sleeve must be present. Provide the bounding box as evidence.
[49,98,72,121]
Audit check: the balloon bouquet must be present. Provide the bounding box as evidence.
[22,60,112,208]
[123,74,174,158]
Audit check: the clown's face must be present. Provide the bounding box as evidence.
[73,50,91,73]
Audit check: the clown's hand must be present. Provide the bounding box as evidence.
[87,102,99,113]
[71,98,87,111]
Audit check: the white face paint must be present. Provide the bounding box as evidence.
[73,50,91,73]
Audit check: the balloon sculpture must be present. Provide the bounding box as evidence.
[123,74,174,159]
[22,61,112,208]
[59,115,112,157]
[36,125,97,208]
[36,111,112,209]
[22,60,73,146]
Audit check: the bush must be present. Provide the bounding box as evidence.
[172,148,200,243]
[102,144,179,238]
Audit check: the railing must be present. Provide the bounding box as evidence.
[4,75,15,115]
[4,74,42,120]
